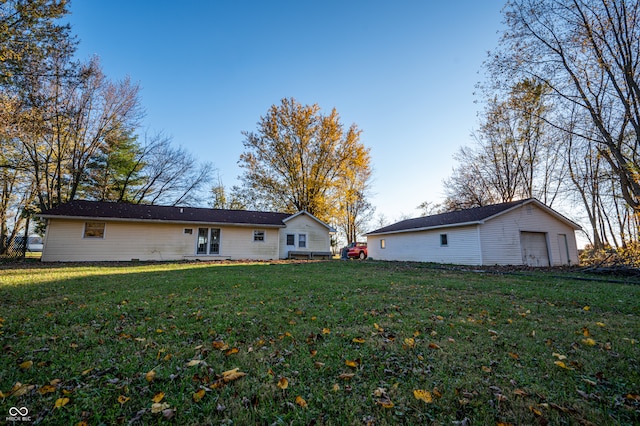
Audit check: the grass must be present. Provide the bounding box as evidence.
[0,260,639,425]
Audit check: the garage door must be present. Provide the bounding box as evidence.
[520,232,550,267]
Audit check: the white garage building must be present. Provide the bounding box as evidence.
[366,199,581,266]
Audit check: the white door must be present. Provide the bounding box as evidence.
[557,234,569,265]
[520,232,550,267]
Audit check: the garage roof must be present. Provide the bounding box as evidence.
[367,199,581,235]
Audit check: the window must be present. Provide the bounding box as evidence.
[298,234,307,248]
[184,228,193,235]
[380,239,386,249]
[197,228,221,254]
[84,222,105,238]
[253,230,265,242]
[440,234,448,246]
[286,234,295,246]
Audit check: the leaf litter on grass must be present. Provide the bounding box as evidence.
[0,261,638,425]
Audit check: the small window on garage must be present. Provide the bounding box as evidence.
[184,228,193,235]
[253,230,265,242]
[286,234,295,246]
[84,222,105,239]
[440,234,448,246]
[380,239,386,249]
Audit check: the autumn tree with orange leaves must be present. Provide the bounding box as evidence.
[236,97,373,241]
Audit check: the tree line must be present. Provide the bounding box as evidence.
[439,0,640,254]
[1,0,213,254]
[1,1,374,254]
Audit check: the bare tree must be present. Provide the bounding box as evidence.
[444,79,565,210]
[126,133,214,206]
[492,0,640,213]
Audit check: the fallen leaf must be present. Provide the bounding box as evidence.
[322,328,331,335]
[225,347,239,356]
[582,338,596,346]
[373,323,383,332]
[554,361,574,370]
[428,342,441,350]
[19,360,33,370]
[583,306,590,311]
[192,388,206,402]
[332,383,340,392]
[514,388,529,397]
[596,322,605,327]
[345,359,360,368]
[352,337,365,343]
[552,352,567,360]
[212,341,227,350]
[482,366,492,373]
[145,370,156,382]
[222,368,247,383]
[529,405,543,416]
[277,377,289,390]
[338,373,355,380]
[162,408,176,420]
[118,395,130,404]
[152,392,165,403]
[10,382,34,397]
[151,402,170,414]
[81,367,93,376]
[376,397,394,408]
[186,359,203,367]
[38,384,56,395]
[404,338,416,349]
[295,395,308,408]
[314,361,325,369]
[413,389,433,403]
[508,352,519,360]
[54,397,70,408]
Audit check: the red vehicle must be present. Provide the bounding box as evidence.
[345,242,367,259]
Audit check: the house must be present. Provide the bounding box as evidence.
[38,200,334,262]
[366,199,581,266]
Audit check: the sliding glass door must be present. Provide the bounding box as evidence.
[197,228,221,255]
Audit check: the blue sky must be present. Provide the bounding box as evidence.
[68,1,505,224]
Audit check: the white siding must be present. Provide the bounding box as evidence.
[279,214,331,259]
[41,219,282,262]
[218,227,280,260]
[367,225,482,264]
[479,203,579,266]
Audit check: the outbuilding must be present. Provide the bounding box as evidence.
[366,199,581,266]
[39,200,334,262]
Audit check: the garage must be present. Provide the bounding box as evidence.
[520,231,550,267]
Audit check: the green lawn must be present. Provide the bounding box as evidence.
[1,260,639,425]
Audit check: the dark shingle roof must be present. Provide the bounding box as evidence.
[40,200,291,227]
[367,199,578,235]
